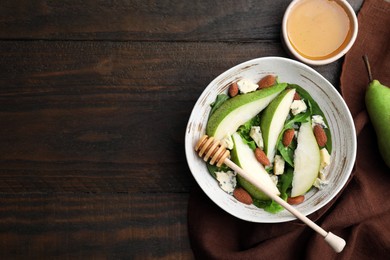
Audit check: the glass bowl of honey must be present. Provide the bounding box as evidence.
[282,0,358,66]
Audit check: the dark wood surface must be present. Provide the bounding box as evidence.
[0,0,363,259]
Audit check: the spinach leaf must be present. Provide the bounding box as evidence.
[252,198,270,209]
[277,139,296,167]
[271,94,310,167]
[207,163,231,179]
[278,166,294,195]
[255,167,293,213]
[252,193,288,214]
[284,107,310,130]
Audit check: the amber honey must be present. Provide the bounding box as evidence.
[287,0,353,60]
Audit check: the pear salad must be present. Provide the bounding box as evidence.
[205,75,332,213]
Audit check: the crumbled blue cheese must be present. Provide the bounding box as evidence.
[290,100,307,115]
[319,170,328,181]
[313,148,331,190]
[221,133,234,150]
[215,170,237,195]
[273,155,285,175]
[269,174,278,186]
[312,115,327,128]
[250,126,264,149]
[320,148,331,169]
[237,79,258,94]
[319,147,331,179]
[313,178,329,190]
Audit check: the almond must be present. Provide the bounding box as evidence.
[287,195,305,205]
[293,92,301,100]
[257,75,276,89]
[313,124,327,147]
[233,187,253,205]
[282,128,295,147]
[254,147,270,166]
[228,82,239,97]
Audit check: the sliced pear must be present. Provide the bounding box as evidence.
[260,88,296,162]
[206,83,287,140]
[231,132,280,200]
[291,122,321,197]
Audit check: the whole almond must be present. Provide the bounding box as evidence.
[257,75,276,89]
[313,124,327,147]
[282,128,295,147]
[233,187,253,205]
[254,147,270,166]
[287,195,305,205]
[228,82,239,97]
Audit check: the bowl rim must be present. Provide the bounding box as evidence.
[282,0,358,66]
[185,56,357,223]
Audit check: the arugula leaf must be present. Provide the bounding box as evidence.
[237,116,261,150]
[264,193,288,213]
[289,84,332,152]
[209,94,229,116]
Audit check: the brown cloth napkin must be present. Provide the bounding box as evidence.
[187,0,390,259]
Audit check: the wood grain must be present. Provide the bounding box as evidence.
[0,0,363,41]
[0,0,364,258]
[0,193,192,259]
[0,41,342,193]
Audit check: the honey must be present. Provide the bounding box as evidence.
[287,0,353,60]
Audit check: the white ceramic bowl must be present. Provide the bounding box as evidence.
[185,57,356,223]
[282,0,358,66]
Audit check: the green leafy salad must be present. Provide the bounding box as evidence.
[205,76,332,213]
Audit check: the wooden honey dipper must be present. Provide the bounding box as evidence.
[195,135,346,253]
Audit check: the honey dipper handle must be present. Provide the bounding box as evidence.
[223,158,346,253]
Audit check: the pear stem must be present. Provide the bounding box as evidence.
[363,55,373,83]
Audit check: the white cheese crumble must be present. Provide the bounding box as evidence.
[312,115,327,128]
[250,126,264,149]
[237,79,258,94]
[269,174,278,186]
[273,155,285,175]
[313,178,329,190]
[215,170,237,195]
[319,147,331,179]
[221,133,234,150]
[319,170,328,181]
[312,148,331,190]
[290,100,307,115]
[320,148,331,169]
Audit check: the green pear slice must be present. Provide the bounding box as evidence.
[206,83,287,140]
[260,88,296,162]
[231,132,280,200]
[291,122,321,197]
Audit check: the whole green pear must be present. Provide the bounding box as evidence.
[364,56,390,168]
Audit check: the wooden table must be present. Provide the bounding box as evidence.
[0,0,363,258]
